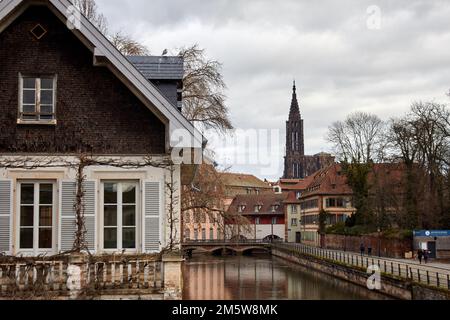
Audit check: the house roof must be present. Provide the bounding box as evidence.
[228,193,288,216]
[127,56,184,80]
[221,172,272,189]
[0,0,203,149]
[300,163,407,198]
[283,191,302,204]
[278,177,314,191]
[301,164,353,198]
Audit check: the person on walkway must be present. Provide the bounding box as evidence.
[417,249,423,264]
[360,243,365,256]
[368,244,373,256]
[424,250,429,264]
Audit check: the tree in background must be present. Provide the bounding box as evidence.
[71,0,149,55]
[327,112,387,164]
[179,44,233,134]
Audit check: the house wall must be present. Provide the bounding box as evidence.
[0,156,180,256]
[286,203,301,243]
[0,5,165,154]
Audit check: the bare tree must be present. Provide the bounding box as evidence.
[181,164,250,241]
[327,112,387,163]
[71,0,108,34]
[179,44,233,134]
[111,32,149,56]
[71,0,149,56]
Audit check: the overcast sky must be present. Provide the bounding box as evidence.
[97,0,450,180]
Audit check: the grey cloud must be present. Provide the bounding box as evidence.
[96,0,450,180]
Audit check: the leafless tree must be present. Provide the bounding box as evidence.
[327,112,387,163]
[71,0,108,34]
[179,44,233,134]
[111,32,149,56]
[71,0,149,56]
[181,164,251,241]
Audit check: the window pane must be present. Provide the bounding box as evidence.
[23,90,36,104]
[40,90,53,105]
[39,114,54,121]
[23,104,36,113]
[39,207,52,227]
[23,78,36,89]
[22,114,37,121]
[39,184,53,204]
[104,205,117,226]
[39,228,52,249]
[40,105,53,114]
[20,206,34,227]
[122,227,136,249]
[122,184,136,204]
[21,184,34,204]
[20,228,33,249]
[104,183,117,204]
[122,205,136,226]
[41,78,54,89]
[104,228,117,249]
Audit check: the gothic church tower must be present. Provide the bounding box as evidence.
[284,82,305,179]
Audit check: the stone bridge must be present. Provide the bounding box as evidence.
[181,240,275,256]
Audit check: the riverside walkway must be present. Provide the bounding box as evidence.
[273,243,450,290]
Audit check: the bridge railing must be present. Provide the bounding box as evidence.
[272,243,450,291]
[182,239,283,245]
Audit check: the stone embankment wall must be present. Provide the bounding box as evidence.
[271,247,450,300]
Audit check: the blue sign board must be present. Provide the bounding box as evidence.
[414,230,450,237]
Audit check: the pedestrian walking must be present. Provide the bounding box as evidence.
[424,250,429,264]
[360,243,365,256]
[417,249,423,264]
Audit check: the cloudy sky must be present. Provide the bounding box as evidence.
[98,0,450,180]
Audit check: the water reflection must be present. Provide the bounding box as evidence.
[183,254,388,300]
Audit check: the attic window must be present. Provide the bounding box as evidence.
[30,24,47,40]
[18,75,56,124]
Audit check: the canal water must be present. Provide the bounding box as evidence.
[183,254,388,300]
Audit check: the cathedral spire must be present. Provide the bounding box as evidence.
[289,80,300,119]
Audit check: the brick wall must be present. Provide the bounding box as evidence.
[0,5,166,154]
[323,234,413,259]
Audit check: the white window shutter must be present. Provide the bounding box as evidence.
[143,181,161,253]
[59,180,77,252]
[82,180,97,253]
[0,180,12,255]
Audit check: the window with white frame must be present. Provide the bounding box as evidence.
[19,182,55,252]
[19,75,56,122]
[103,182,138,251]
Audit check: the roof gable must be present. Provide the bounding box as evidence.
[0,0,203,149]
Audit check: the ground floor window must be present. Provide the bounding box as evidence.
[19,182,55,252]
[102,182,138,251]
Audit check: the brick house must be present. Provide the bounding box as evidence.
[0,0,203,256]
[226,193,287,241]
[298,163,407,246]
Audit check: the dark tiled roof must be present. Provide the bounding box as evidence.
[127,55,184,80]
[228,193,288,216]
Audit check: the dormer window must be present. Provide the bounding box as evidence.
[19,75,56,124]
[254,205,263,213]
[238,205,246,213]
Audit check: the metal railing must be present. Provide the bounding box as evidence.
[182,239,283,245]
[273,243,450,290]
